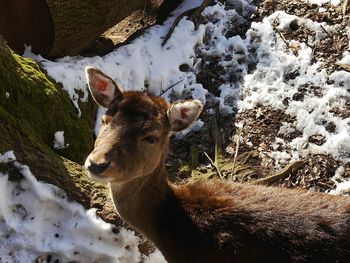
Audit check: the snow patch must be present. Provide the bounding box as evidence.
[0,151,165,263]
[329,167,350,195]
[53,131,69,150]
[23,0,205,118]
[22,0,350,176]
[240,11,350,163]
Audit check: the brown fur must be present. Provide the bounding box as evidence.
[86,87,350,263]
[109,170,350,263]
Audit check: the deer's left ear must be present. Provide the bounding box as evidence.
[167,100,203,132]
[85,66,123,108]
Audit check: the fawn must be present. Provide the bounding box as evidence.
[84,66,350,263]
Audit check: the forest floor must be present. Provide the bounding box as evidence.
[50,0,350,195]
[153,0,350,193]
[8,0,349,262]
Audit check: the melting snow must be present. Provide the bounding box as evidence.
[13,0,350,261]
[239,10,350,164]
[24,0,205,117]
[0,151,165,263]
[23,1,350,165]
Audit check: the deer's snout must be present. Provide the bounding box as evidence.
[87,160,111,175]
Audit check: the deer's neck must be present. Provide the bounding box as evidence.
[109,163,171,236]
[109,162,228,262]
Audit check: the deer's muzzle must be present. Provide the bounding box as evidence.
[87,160,111,175]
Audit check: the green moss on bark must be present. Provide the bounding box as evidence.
[0,37,118,224]
[0,38,95,164]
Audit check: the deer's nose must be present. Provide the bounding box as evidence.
[87,160,111,175]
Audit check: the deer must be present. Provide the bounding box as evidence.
[84,66,350,263]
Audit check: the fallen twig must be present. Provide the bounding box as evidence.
[161,0,213,46]
[231,130,241,176]
[273,24,289,47]
[159,78,183,96]
[336,62,350,72]
[343,0,349,15]
[252,160,306,185]
[272,15,289,47]
[203,151,224,180]
[320,24,333,39]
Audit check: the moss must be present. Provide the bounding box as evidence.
[0,39,95,164]
[0,37,120,224]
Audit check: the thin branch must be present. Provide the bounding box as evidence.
[336,62,350,72]
[162,9,194,47]
[272,15,289,47]
[273,25,289,47]
[161,0,213,46]
[320,24,332,39]
[343,0,349,15]
[159,78,183,96]
[231,130,241,176]
[203,151,224,180]
[252,160,306,185]
[210,117,223,166]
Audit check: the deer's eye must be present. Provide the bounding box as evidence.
[143,136,158,144]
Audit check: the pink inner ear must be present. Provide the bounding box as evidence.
[180,108,190,119]
[97,79,109,91]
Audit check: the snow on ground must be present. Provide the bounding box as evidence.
[24,0,205,117]
[24,0,350,166]
[240,10,350,165]
[0,151,165,263]
[15,0,350,261]
[329,166,350,195]
[0,151,137,262]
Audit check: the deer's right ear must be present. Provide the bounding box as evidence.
[85,66,123,108]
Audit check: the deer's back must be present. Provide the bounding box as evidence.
[155,180,350,263]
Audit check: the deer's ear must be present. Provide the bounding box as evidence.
[85,66,123,108]
[167,100,203,132]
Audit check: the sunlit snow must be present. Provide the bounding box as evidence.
[4,0,349,261]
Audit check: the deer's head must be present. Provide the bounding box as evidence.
[84,66,203,183]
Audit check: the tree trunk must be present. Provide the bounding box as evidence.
[0,0,54,56]
[46,0,150,58]
[0,35,120,225]
[0,0,167,57]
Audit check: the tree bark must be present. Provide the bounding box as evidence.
[0,0,170,57]
[0,35,120,225]
[0,0,54,56]
[46,0,150,57]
